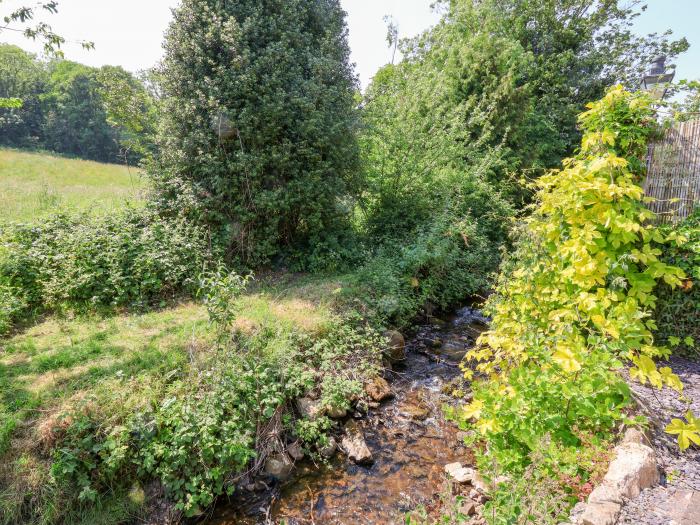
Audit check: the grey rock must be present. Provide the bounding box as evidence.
[296,397,324,420]
[444,462,474,483]
[580,501,620,525]
[384,330,406,362]
[667,489,700,525]
[264,453,294,481]
[341,420,373,464]
[287,442,304,461]
[319,436,337,458]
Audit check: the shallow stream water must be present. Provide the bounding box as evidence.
[207,307,487,525]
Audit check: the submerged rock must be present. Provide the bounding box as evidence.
[341,420,373,464]
[401,403,430,420]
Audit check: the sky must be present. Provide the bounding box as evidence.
[1,0,698,90]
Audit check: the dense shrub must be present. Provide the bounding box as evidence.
[654,208,700,358]
[0,208,211,331]
[351,186,512,327]
[457,88,688,480]
[151,0,360,266]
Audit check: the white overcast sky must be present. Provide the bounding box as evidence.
[1,0,698,89]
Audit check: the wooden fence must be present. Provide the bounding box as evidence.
[643,119,700,223]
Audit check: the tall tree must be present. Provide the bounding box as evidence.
[151,0,360,266]
[432,0,689,166]
[0,44,46,145]
[0,1,93,108]
[42,61,120,161]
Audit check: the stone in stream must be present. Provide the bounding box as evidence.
[264,453,294,481]
[400,403,430,420]
[296,397,324,419]
[384,330,406,362]
[287,441,304,461]
[444,462,474,483]
[459,500,477,516]
[319,436,337,458]
[365,376,393,402]
[326,405,347,419]
[341,420,373,464]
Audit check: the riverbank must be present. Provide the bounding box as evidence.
[209,307,487,524]
[0,273,383,524]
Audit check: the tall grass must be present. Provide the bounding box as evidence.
[0,148,146,223]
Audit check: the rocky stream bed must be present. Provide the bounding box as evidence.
[205,307,488,525]
[197,311,700,525]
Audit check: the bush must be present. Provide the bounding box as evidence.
[350,182,512,327]
[0,208,212,331]
[654,208,700,358]
[458,87,687,480]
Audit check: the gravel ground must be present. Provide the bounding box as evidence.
[617,356,700,525]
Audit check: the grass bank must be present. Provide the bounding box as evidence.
[0,149,146,223]
[0,273,386,524]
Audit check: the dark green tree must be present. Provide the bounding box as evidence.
[42,61,120,161]
[0,44,46,146]
[151,0,360,266]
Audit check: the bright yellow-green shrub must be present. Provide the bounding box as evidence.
[459,87,698,474]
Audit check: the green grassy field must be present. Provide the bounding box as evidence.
[0,148,147,223]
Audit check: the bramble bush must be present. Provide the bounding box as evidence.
[349,181,513,328]
[0,207,211,332]
[455,87,698,488]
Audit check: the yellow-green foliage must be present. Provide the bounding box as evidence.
[459,87,696,474]
[0,148,145,223]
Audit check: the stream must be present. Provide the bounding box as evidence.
[207,307,487,524]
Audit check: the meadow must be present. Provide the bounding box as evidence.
[0,149,146,223]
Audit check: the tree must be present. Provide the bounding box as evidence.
[151,0,360,266]
[0,44,46,145]
[1,1,93,108]
[42,61,120,161]
[432,0,689,167]
[96,65,157,162]
[359,32,531,239]
[669,79,700,121]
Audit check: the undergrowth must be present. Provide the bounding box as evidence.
[654,207,700,358]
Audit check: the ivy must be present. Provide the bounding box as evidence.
[459,86,697,475]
